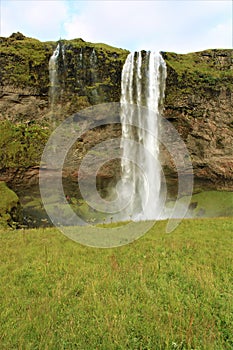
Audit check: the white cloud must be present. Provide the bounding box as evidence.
[1,0,69,40]
[0,0,232,52]
[64,1,170,48]
[64,0,232,53]
[204,20,233,50]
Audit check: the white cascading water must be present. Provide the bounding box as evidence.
[49,43,60,114]
[49,45,99,110]
[120,51,166,220]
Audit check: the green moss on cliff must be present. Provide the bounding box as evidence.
[0,33,54,93]
[56,38,129,105]
[62,37,128,57]
[0,32,129,106]
[164,50,232,77]
[0,121,50,169]
[162,49,233,105]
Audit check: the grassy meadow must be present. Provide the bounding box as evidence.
[0,218,232,349]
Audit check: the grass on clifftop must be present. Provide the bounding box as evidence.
[0,34,53,89]
[62,37,129,57]
[164,49,233,90]
[0,218,232,349]
[164,49,232,76]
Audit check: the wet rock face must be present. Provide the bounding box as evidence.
[55,42,129,105]
[162,50,233,190]
[0,34,232,191]
[0,35,129,122]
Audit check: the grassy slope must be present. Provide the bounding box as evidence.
[0,218,232,349]
[62,37,129,56]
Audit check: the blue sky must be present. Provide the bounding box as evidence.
[1,0,232,53]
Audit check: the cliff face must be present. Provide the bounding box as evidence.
[0,33,232,191]
[0,32,128,123]
[162,50,233,190]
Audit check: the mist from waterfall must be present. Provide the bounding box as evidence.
[120,51,166,220]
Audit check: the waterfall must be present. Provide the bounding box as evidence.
[49,44,102,112]
[49,43,60,115]
[79,48,83,63]
[90,48,98,65]
[120,51,166,220]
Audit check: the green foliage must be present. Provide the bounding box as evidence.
[0,35,53,91]
[61,38,129,58]
[164,49,232,77]
[163,49,233,104]
[0,33,128,97]
[0,121,50,168]
[0,181,18,211]
[0,218,232,349]
[0,181,21,228]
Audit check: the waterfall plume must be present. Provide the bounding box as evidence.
[120,51,166,220]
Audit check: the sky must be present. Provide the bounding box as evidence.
[0,0,232,53]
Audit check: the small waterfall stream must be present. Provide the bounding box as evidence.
[49,44,101,115]
[120,51,166,220]
[49,43,60,115]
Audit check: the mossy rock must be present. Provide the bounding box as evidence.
[162,49,233,104]
[0,181,23,228]
[0,120,50,169]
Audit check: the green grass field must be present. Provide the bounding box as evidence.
[0,218,232,349]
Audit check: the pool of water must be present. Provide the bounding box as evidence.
[13,179,233,229]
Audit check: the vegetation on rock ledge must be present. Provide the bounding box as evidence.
[0,121,50,168]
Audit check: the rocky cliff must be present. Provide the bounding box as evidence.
[0,32,232,193]
[162,50,233,191]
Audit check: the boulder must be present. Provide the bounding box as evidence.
[0,181,22,228]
